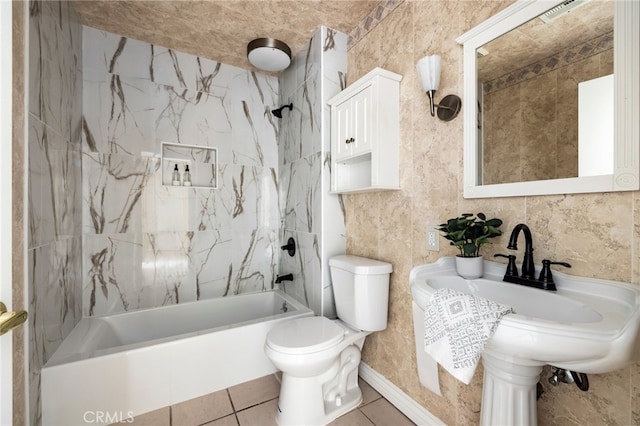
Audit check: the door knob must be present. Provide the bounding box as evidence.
[0,302,28,336]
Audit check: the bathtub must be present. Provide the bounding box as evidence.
[41,290,313,425]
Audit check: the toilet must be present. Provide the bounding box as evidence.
[265,255,392,425]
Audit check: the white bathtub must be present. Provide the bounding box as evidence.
[41,290,313,425]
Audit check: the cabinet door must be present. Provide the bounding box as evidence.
[333,98,353,160]
[350,86,373,156]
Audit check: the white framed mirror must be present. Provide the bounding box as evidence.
[457,0,639,198]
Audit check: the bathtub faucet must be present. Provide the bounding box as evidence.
[275,274,293,284]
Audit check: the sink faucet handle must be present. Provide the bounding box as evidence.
[538,260,572,290]
[494,254,518,277]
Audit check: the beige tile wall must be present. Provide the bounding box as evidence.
[12,1,26,424]
[346,1,640,424]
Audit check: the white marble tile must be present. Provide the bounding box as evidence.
[155,83,232,148]
[83,152,158,235]
[231,228,277,295]
[228,72,279,168]
[282,153,322,234]
[83,233,144,316]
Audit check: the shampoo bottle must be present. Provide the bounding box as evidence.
[183,165,192,186]
[172,164,181,186]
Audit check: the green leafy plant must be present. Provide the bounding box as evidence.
[437,213,503,257]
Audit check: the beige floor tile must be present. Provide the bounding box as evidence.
[329,409,376,426]
[171,389,234,426]
[228,374,280,411]
[116,407,169,425]
[236,399,278,426]
[359,398,415,426]
[204,413,239,426]
[359,379,381,405]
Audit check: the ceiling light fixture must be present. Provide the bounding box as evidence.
[247,38,292,72]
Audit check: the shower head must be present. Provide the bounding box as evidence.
[272,103,293,119]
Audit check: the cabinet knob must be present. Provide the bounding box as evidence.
[345,137,355,144]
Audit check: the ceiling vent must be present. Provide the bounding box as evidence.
[539,0,590,24]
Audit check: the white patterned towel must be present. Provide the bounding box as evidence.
[424,288,514,384]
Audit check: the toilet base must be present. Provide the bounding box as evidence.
[275,345,363,425]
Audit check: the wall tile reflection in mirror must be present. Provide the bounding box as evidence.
[477,0,613,185]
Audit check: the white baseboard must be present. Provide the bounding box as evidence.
[358,362,445,426]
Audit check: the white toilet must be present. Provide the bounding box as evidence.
[265,255,392,425]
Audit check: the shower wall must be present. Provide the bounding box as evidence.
[27,1,83,423]
[81,27,280,316]
[278,27,348,316]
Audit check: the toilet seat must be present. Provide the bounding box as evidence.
[267,316,345,355]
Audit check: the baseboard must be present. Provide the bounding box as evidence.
[358,362,445,426]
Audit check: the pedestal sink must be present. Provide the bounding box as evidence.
[410,257,640,425]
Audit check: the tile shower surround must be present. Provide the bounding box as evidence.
[82,27,282,316]
[28,1,83,424]
[82,25,347,318]
[278,26,348,317]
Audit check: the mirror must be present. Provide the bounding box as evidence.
[457,0,639,198]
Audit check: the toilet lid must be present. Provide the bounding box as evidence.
[267,316,345,354]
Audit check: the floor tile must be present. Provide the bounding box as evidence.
[171,389,234,426]
[359,398,415,426]
[204,413,239,426]
[236,399,278,426]
[113,407,169,425]
[359,378,381,405]
[329,409,375,426]
[228,374,280,411]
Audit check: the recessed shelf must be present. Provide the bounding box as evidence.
[161,142,218,189]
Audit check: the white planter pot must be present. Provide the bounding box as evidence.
[455,256,484,279]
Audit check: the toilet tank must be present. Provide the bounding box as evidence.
[329,255,392,332]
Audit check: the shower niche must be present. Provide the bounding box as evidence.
[161,142,218,189]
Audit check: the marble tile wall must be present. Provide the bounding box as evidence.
[81,27,280,316]
[483,48,613,185]
[346,0,640,425]
[278,26,347,316]
[27,1,83,424]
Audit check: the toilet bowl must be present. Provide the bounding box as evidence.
[265,255,392,425]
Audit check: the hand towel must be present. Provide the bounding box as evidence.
[424,287,513,384]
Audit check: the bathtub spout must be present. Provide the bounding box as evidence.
[275,274,293,284]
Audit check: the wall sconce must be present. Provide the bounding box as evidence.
[416,55,462,121]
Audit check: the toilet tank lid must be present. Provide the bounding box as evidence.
[329,255,392,274]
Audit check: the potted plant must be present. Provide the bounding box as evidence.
[437,212,503,278]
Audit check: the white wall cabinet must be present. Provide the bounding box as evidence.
[328,68,402,193]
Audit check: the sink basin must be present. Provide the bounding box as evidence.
[419,275,603,324]
[411,257,640,425]
[411,256,640,373]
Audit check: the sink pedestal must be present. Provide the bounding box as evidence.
[480,351,543,426]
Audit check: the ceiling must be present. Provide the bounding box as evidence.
[72,0,380,72]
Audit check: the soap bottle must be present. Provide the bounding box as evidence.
[172,164,181,186]
[183,165,192,186]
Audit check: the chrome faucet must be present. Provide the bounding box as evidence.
[507,223,535,279]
